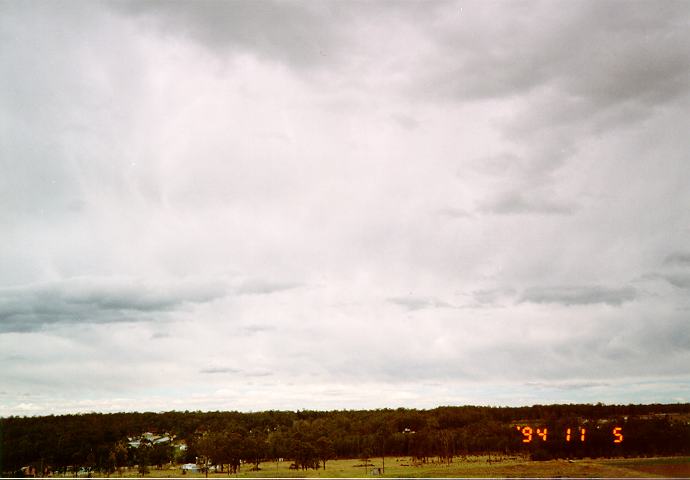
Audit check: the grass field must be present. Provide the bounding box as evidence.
[57,455,690,478]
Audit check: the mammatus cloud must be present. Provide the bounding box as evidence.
[520,286,637,306]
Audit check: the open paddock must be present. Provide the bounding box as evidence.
[47,455,690,478]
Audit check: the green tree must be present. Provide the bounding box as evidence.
[136,444,151,476]
[108,440,128,474]
[213,431,243,474]
[150,443,173,469]
[316,436,335,470]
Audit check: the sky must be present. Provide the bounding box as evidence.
[1,0,689,417]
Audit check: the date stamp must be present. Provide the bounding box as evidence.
[515,425,623,443]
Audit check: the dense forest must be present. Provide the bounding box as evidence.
[2,403,690,476]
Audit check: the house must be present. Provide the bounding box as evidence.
[181,463,200,473]
[128,432,174,448]
[21,466,38,477]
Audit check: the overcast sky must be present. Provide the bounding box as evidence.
[1,0,689,417]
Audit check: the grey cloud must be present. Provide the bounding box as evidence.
[114,1,439,72]
[378,361,474,382]
[423,1,690,206]
[245,369,273,378]
[241,324,276,334]
[235,279,300,295]
[329,352,477,383]
[479,191,576,215]
[472,147,576,183]
[0,1,160,222]
[388,295,453,311]
[471,288,517,305]
[664,253,690,266]
[200,367,242,375]
[0,277,226,333]
[1,0,688,414]
[199,367,272,377]
[521,286,637,306]
[115,0,347,69]
[466,316,689,382]
[437,207,471,219]
[659,273,690,289]
[641,318,690,352]
[639,253,690,289]
[525,381,611,391]
[471,153,533,178]
[391,113,420,130]
[578,316,690,367]
[424,2,690,113]
[635,321,690,354]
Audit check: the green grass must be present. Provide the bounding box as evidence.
[602,456,690,466]
[50,456,690,478]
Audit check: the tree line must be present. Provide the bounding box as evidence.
[2,403,689,476]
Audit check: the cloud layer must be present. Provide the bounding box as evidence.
[0,277,226,332]
[1,0,689,416]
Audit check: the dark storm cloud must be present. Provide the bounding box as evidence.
[0,278,226,333]
[521,286,637,306]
